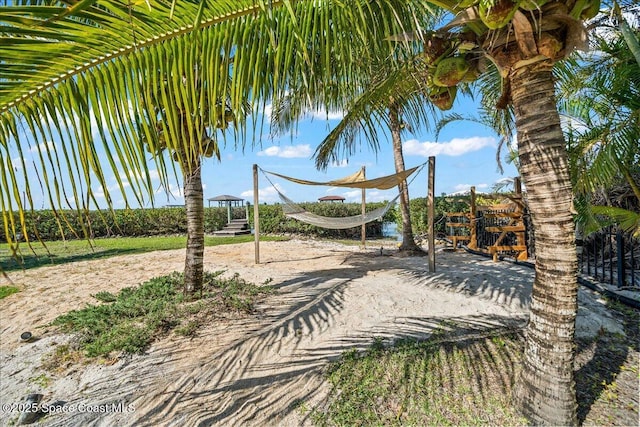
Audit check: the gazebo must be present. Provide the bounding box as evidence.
[207,195,245,208]
[318,195,345,203]
[208,195,248,226]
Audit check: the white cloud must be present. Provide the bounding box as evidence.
[261,103,273,119]
[29,141,56,153]
[261,101,343,122]
[257,144,312,158]
[403,136,497,157]
[330,159,349,168]
[241,183,284,204]
[309,110,345,121]
[155,183,183,199]
[342,190,362,201]
[366,190,389,203]
[451,183,488,193]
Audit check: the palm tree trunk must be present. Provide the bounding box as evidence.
[510,65,578,425]
[183,157,204,296]
[389,102,422,253]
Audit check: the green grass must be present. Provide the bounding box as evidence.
[0,235,288,272]
[0,285,20,299]
[311,334,527,426]
[50,271,273,358]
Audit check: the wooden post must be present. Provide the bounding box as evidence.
[428,156,436,273]
[227,202,232,223]
[361,165,366,248]
[514,177,528,260]
[514,176,522,195]
[253,164,260,264]
[469,186,477,250]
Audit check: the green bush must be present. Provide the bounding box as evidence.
[400,196,471,236]
[1,200,400,242]
[1,207,230,241]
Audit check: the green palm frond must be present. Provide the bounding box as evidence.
[1,0,437,251]
[590,205,640,237]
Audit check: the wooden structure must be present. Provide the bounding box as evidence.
[209,194,250,236]
[318,195,345,203]
[446,178,528,261]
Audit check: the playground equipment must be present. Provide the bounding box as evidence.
[446,178,528,261]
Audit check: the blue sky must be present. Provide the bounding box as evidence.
[9,92,519,210]
[198,94,519,207]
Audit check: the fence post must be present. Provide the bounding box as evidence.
[617,229,626,288]
[469,186,477,250]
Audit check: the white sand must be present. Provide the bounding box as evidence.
[0,240,624,426]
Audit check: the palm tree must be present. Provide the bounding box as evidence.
[0,0,618,424]
[143,66,244,295]
[271,58,439,253]
[0,1,431,294]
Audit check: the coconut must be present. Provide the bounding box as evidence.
[203,142,217,158]
[429,86,457,111]
[479,0,520,30]
[423,35,451,65]
[433,57,470,87]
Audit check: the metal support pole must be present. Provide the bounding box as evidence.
[428,156,436,273]
[617,229,626,288]
[361,165,366,248]
[253,164,260,264]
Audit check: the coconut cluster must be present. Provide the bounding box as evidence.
[423,0,600,110]
[422,32,483,111]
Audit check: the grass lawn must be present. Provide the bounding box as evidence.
[0,235,288,272]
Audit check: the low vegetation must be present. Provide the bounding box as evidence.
[309,302,639,426]
[50,271,273,358]
[310,333,527,426]
[0,285,20,299]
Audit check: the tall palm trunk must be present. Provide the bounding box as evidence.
[183,157,205,296]
[510,65,578,425]
[389,102,422,253]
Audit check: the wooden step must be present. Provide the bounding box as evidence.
[223,223,249,230]
[488,245,527,252]
[212,229,251,236]
[483,212,522,218]
[485,225,525,232]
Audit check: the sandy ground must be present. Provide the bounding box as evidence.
[0,240,626,426]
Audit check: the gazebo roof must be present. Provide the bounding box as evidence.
[318,195,345,201]
[207,195,245,202]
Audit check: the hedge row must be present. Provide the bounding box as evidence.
[2,201,398,242]
[3,207,230,241]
